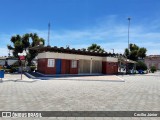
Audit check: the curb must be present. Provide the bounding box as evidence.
[25,72,36,79]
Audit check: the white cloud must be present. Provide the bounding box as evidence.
[0,47,9,56]
[0,33,12,56]
[28,20,160,55]
[1,16,160,56]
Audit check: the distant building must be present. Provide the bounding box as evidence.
[0,57,18,66]
[34,46,119,75]
[0,57,7,66]
[145,55,160,70]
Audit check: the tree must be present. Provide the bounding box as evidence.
[8,33,45,66]
[136,61,147,71]
[138,47,147,59]
[150,66,157,73]
[87,44,105,53]
[124,48,129,57]
[124,43,147,61]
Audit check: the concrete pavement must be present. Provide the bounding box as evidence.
[0,72,160,120]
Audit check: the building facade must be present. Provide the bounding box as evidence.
[145,55,160,70]
[36,47,118,75]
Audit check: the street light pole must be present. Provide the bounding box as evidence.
[126,17,131,74]
[128,17,131,51]
[48,22,51,47]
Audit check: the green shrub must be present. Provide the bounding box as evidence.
[136,61,147,71]
[9,68,14,73]
[150,66,156,73]
[30,66,36,71]
[9,67,18,73]
[4,69,10,73]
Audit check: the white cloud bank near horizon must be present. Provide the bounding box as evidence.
[1,16,160,56]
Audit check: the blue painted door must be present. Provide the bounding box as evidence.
[56,59,61,74]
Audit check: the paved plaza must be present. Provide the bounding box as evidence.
[0,72,160,120]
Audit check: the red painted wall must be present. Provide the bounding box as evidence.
[46,64,56,74]
[37,59,46,74]
[61,59,78,74]
[102,62,107,74]
[38,58,78,74]
[102,61,118,74]
[70,60,78,74]
[38,58,118,75]
[37,58,56,74]
[61,59,71,74]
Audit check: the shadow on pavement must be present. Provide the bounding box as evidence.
[39,78,124,82]
[0,79,37,83]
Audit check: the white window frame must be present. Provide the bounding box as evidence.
[71,60,77,68]
[48,59,55,67]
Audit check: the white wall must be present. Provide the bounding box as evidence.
[37,52,118,62]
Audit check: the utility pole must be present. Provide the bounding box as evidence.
[48,22,51,47]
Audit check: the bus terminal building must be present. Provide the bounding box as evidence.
[35,46,119,75]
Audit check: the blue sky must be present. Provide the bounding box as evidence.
[0,0,160,56]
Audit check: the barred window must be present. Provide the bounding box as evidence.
[48,59,55,67]
[71,60,77,68]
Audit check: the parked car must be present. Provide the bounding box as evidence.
[138,70,144,74]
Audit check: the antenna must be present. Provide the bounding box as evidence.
[48,22,51,47]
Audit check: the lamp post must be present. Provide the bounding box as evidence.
[128,17,131,51]
[48,22,51,47]
[126,17,131,74]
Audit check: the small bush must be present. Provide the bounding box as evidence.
[30,66,36,72]
[4,69,10,73]
[9,68,14,73]
[6,67,18,73]
[150,66,156,73]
